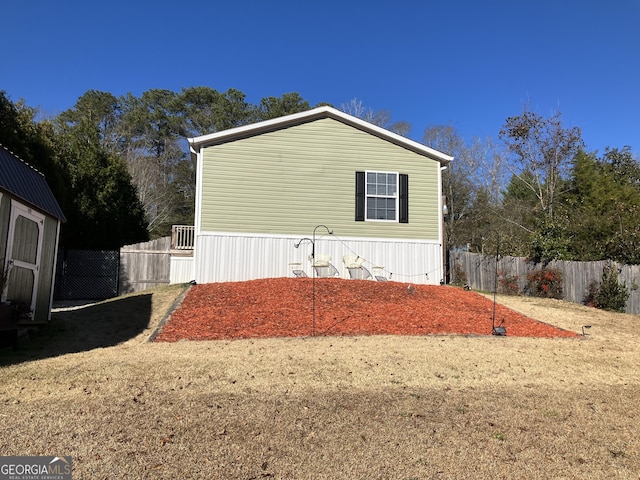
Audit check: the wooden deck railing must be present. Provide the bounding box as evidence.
[171,225,195,250]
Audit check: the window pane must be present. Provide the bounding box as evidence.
[385,198,396,219]
[382,181,391,195]
[388,175,397,195]
[367,197,377,218]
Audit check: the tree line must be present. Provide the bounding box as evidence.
[0,88,315,249]
[428,109,640,265]
[1,88,639,265]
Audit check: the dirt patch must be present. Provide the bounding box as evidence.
[155,278,579,341]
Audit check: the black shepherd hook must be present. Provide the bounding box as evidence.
[489,230,506,336]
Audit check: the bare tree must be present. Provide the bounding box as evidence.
[340,98,374,122]
[339,98,412,136]
[499,108,583,220]
[422,125,506,251]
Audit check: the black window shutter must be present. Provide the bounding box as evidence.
[355,171,365,221]
[399,174,409,223]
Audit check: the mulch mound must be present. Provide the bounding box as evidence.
[155,278,579,341]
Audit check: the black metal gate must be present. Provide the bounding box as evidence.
[54,249,120,301]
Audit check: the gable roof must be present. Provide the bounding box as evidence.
[0,143,66,222]
[187,106,453,164]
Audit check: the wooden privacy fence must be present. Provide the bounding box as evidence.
[119,237,171,294]
[450,251,640,315]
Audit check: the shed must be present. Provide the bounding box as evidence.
[0,143,66,323]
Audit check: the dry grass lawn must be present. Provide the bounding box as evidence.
[0,283,639,479]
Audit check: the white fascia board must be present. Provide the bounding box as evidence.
[333,109,454,164]
[187,107,329,150]
[187,106,453,164]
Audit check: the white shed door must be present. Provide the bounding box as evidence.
[4,200,44,314]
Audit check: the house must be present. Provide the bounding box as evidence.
[0,144,66,323]
[185,106,452,285]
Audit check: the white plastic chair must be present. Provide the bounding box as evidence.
[372,266,388,281]
[289,263,308,278]
[343,255,372,280]
[310,254,339,278]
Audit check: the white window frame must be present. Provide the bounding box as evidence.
[365,171,399,222]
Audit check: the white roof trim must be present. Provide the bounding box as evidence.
[187,106,453,164]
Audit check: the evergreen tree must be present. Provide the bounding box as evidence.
[56,94,149,249]
[565,149,640,264]
[0,91,72,220]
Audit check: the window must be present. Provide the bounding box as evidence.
[355,171,408,223]
[366,172,397,220]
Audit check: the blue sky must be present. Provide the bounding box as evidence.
[2,1,639,155]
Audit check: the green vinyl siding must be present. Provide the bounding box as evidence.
[200,118,440,240]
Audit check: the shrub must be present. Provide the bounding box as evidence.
[527,268,563,299]
[451,262,468,287]
[498,271,520,295]
[584,264,629,312]
[584,280,599,308]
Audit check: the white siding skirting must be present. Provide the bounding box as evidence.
[194,232,444,285]
[170,256,195,284]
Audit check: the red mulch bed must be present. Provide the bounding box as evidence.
[155,278,579,342]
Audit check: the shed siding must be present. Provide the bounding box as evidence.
[0,192,8,262]
[33,215,59,322]
[200,118,440,240]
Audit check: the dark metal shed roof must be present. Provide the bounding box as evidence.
[0,143,66,222]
